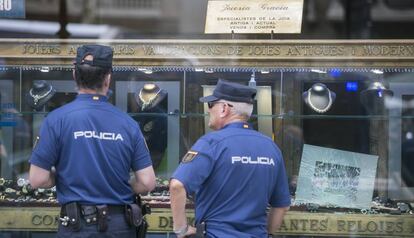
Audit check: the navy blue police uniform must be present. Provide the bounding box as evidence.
[172,80,291,238]
[29,45,152,237]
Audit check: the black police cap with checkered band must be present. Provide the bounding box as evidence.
[75,44,113,69]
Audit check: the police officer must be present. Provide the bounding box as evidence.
[170,79,290,238]
[29,44,156,237]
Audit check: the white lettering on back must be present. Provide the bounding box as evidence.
[231,156,275,166]
[73,131,124,141]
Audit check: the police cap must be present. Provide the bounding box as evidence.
[75,44,113,69]
[199,79,256,104]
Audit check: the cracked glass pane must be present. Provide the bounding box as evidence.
[295,144,378,209]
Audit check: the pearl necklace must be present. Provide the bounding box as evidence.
[139,88,161,110]
[307,89,332,113]
[29,86,53,105]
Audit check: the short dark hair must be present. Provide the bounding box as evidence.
[74,44,113,90]
[74,64,111,90]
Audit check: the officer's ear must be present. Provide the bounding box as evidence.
[220,104,229,118]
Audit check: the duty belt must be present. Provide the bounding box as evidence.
[60,202,126,232]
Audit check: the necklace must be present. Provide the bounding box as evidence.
[139,88,161,110]
[307,89,332,113]
[29,86,53,105]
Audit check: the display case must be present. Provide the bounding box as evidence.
[0,39,413,237]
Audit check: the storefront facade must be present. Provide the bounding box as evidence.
[0,39,413,237]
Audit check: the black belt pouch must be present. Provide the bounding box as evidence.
[96,205,108,232]
[125,203,143,227]
[64,202,81,231]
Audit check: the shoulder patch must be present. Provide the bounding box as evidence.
[182,150,198,163]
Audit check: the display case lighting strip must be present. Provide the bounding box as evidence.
[371,69,384,74]
[311,69,327,74]
[40,66,50,72]
[13,65,407,74]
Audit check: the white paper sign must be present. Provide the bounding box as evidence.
[205,0,304,34]
[295,145,379,209]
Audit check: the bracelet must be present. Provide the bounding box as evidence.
[174,224,188,236]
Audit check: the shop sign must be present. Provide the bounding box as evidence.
[205,0,303,34]
[0,0,25,18]
[1,41,414,60]
[0,207,413,236]
[277,212,414,237]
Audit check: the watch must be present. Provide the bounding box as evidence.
[174,224,188,237]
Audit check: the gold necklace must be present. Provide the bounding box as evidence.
[139,88,161,110]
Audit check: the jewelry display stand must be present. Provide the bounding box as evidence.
[303,83,336,114]
[27,80,77,158]
[115,80,180,176]
[360,81,394,115]
[25,81,56,112]
[135,83,168,169]
[136,83,168,111]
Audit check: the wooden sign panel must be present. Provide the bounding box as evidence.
[1,207,413,237]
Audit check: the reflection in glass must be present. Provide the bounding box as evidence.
[401,95,414,187]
